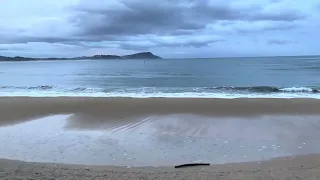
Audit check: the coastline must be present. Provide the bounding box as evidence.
[0,52,162,62]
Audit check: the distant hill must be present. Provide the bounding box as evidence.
[122,52,162,59]
[0,52,162,61]
[87,55,122,60]
[0,56,36,61]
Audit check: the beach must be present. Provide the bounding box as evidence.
[2,0,320,178]
[1,97,320,179]
[1,154,320,180]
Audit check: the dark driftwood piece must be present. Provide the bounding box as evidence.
[174,163,210,168]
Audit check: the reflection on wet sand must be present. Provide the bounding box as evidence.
[1,112,320,166]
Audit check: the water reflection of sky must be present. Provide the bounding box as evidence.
[1,114,319,167]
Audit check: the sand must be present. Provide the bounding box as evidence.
[1,97,320,179]
[1,97,320,126]
[1,154,320,180]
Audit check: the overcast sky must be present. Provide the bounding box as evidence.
[0,0,319,58]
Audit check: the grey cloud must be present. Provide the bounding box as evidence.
[267,40,294,45]
[72,0,203,36]
[155,38,223,48]
[119,44,150,51]
[0,46,27,51]
[235,22,297,34]
[0,33,130,46]
[72,0,306,37]
[0,0,313,57]
[263,24,296,31]
[68,34,224,51]
[118,37,223,51]
[0,37,71,44]
[193,0,305,22]
[251,11,306,21]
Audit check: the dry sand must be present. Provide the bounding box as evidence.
[1,154,320,180]
[1,97,320,179]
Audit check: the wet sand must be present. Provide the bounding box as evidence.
[1,97,320,178]
[1,97,320,126]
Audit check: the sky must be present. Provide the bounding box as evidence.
[0,0,319,58]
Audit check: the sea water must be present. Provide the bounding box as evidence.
[1,56,320,98]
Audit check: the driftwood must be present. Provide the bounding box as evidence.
[174,163,210,168]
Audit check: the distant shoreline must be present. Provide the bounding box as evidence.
[1,54,320,62]
[0,51,162,62]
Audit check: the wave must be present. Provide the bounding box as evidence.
[0,85,319,94]
[71,87,103,92]
[0,86,101,92]
[156,72,193,76]
[0,85,54,90]
[207,86,280,92]
[1,91,320,99]
[209,86,320,93]
[279,87,317,92]
[28,85,54,90]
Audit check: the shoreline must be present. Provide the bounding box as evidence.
[1,154,320,179]
[1,93,320,99]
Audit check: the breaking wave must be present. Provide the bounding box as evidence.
[0,85,319,93]
[208,86,320,93]
[0,85,320,98]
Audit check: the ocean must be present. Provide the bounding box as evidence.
[1,56,320,98]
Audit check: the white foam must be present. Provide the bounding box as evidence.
[1,91,320,99]
[280,87,314,92]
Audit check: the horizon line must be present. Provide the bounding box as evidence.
[1,54,320,60]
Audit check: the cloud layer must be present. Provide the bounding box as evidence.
[0,0,319,58]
